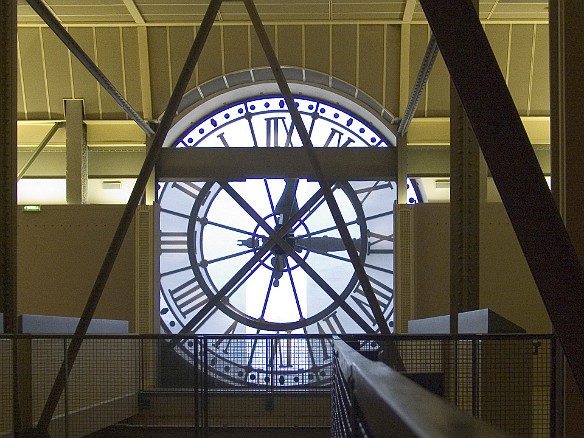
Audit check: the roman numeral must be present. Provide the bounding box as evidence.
[354,181,394,204]
[168,277,208,318]
[160,231,188,253]
[216,132,230,147]
[368,232,394,254]
[265,116,294,147]
[317,311,347,335]
[172,181,203,199]
[213,320,239,353]
[351,277,393,327]
[323,127,355,148]
[303,327,331,372]
[275,336,294,368]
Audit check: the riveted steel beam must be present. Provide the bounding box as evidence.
[25,0,155,139]
[398,34,439,136]
[419,0,584,395]
[65,99,88,205]
[449,0,480,335]
[34,1,224,433]
[157,147,397,181]
[243,0,404,370]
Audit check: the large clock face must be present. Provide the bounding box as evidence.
[157,93,419,386]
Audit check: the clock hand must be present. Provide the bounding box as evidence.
[271,254,286,287]
[237,236,261,248]
[295,235,364,253]
[274,178,299,221]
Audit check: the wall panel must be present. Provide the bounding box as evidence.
[277,25,303,68]
[304,24,330,76]
[147,27,171,118]
[95,28,125,119]
[508,24,534,115]
[384,24,401,116]
[41,27,71,119]
[198,26,222,85]
[121,27,144,118]
[359,25,384,106]
[224,25,250,74]
[331,25,357,86]
[69,27,100,119]
[17,205,136,331]
[530,25,549,116]
[18,27,49,119]
[412,203,551,334]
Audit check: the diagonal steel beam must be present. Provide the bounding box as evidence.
[419,0,584,395]
[243,0,389,334]
[26,0,155,138]
[243,0,404,370]
[17,121,64,181]
[398,34,439,135]
[34,1,224,433]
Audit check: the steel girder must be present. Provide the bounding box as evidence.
[419,0,584,395]
[34,2,224,433]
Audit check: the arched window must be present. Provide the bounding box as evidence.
[157,70,421,338]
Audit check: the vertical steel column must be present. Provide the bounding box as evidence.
[449,0,480,335]
[65,99,88,205]
[34,2,224,433]
[419,0,584,395]
[396,133,408,205]
[0,0,17,335]
[549,0,584,428]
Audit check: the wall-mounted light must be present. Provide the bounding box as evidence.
[435,179,450,189]
[102,180,122,190]
[23,205,42,212]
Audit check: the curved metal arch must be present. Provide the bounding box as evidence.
[159,67,400,149]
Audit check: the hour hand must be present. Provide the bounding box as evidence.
[274,178,299,221]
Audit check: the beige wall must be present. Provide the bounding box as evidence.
[17,205,136,331]
[15,201,553,335]
[413,202,552,334]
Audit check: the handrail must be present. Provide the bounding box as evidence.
[333,339,512,438]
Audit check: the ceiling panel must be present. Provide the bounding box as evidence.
[16,0,550,24]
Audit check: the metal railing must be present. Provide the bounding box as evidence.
[0,334,556,437]
[333,334,557,438]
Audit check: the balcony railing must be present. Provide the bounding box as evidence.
[0,334,556,437]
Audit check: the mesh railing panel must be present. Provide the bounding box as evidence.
[0,339,13,436]
[202,336,331,430]
[1,334,555,437]
[336,335,555,438]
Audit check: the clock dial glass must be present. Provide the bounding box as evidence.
[157,93,419,385]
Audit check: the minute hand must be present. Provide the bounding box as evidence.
[296,236,363,253]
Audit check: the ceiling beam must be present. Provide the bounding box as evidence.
[122,0,145,25]
[403,0,416,23]
[157,147,397,180]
